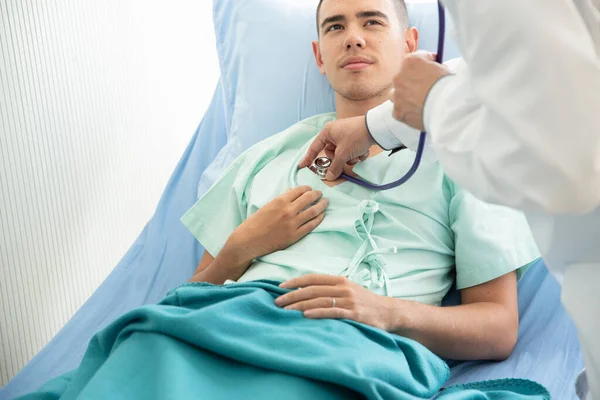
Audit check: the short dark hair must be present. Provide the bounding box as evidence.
[316,0,409,35]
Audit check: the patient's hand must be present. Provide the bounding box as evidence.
[229,186,328,262]
[275,275,395,331]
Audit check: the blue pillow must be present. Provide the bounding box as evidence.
[199,0,460,198]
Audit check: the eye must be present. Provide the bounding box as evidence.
[365,20,383,26]
[326,24,344,32]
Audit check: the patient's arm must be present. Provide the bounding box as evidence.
[195,251,214,274]
[189,248,250,285]
[389,271,518,361]
[277,272,518,361]
[189,186,328,285]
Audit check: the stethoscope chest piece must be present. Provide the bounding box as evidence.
[312,156,332,180]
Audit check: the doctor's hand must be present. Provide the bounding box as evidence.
[228,186,328,262]
[391,51,451,131]
[275,274,395,331]
[298,116,375,181]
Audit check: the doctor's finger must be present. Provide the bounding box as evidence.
[405,50,436,63]
[417,50,436,61]
[389,89,404,111]
[299,129,330,169]
[390,85,403,104]
[324,143,336,160]
[325,149,350,181]
[347,152,368,165]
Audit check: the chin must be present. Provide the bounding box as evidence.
[338,85,386,102]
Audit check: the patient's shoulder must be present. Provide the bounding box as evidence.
[239,112,337,163]
[252,112,337,148]
[297,112,337,129]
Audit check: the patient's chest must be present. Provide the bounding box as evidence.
[247,145,453,245]
[241,142,457,303]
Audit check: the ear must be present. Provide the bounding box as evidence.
[312,41,326,74]
[403,27,419,54]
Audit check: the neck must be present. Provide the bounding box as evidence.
[334,90,391,119]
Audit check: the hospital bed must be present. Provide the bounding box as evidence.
[0,0,584,398]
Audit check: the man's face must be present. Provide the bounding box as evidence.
[313,0,416,102]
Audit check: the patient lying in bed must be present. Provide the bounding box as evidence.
[17,1,546,399]
[181,0,539,363]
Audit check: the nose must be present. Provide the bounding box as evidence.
[343,29,366,50]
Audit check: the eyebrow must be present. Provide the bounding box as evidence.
[320,10,389,31]
[321,14,345,30]
[356,10,389,21]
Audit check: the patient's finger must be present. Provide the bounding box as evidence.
[276,285,347,307]
[283,297,346,311]
[303,308,353,320]
[299,130,329,169]
[296,212,325,238]
[280,274,346,289]
[282,186,312,202]
[296,198,328,225]
[292,190,323,214]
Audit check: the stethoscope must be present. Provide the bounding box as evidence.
[312,1,446,191]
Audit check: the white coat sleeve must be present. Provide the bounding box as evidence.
[366,100,436,162]
[371,0,600,214]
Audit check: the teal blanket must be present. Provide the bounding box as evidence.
[18,281,549,400]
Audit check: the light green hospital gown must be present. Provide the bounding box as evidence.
[181,113,540,305]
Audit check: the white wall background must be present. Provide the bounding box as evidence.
[0,0,218,386]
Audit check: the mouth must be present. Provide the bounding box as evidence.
[341,57,374,71]
[343,62,372,71]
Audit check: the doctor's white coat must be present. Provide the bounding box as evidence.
[367,0,600,398]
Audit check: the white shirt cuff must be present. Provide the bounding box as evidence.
[366,100,421,151]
